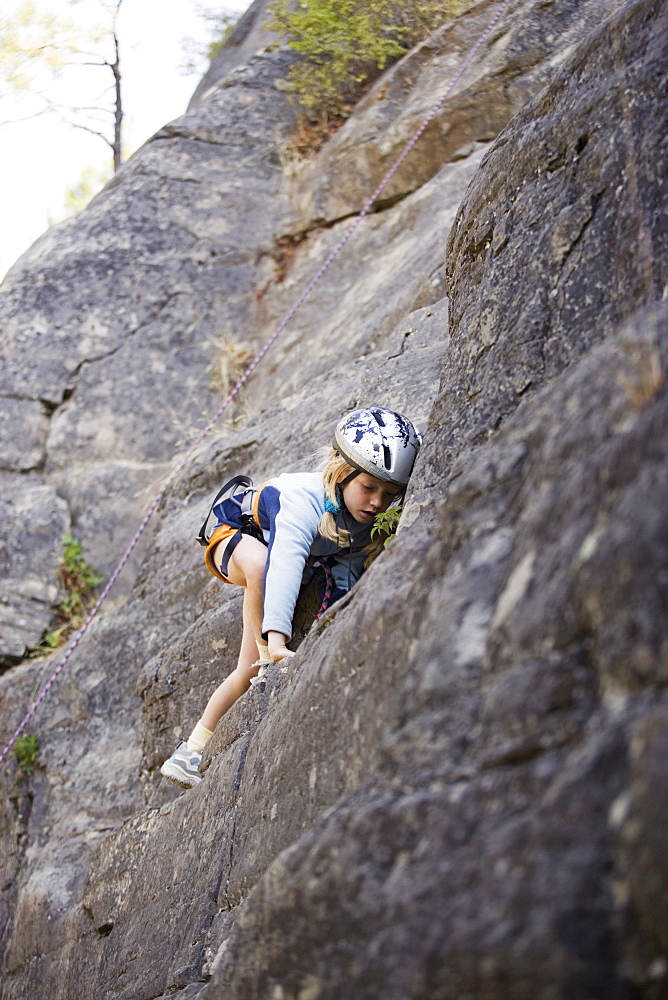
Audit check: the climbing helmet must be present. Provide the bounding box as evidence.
[333,407,421,487]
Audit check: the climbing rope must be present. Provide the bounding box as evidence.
[0,0,513,765]
[314,564,335,623]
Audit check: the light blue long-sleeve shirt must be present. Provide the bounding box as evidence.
[255,472,374,638]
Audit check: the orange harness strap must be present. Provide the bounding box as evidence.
[251,481,268,528]
[204,524,239,584]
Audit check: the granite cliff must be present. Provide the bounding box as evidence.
[0,0,666,997]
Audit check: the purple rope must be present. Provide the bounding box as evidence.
[1,0,514,765]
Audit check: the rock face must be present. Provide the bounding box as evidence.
[0,0,298,631]
[1,0,666,998]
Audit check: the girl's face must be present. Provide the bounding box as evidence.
[340,472,402,524]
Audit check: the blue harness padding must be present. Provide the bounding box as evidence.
[197,475,263,547]
[198,475,268,580]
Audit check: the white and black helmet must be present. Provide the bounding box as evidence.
[333,407,422,488]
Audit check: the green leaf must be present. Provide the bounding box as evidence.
[371,505,403,545]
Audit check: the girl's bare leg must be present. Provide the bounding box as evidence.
[200,535,267,732]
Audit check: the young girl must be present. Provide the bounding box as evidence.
[160,406,421,788]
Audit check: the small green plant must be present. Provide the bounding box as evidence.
[58,534,103,616]
[39,535,103,650]
[266,0,472,132]
[371,505,403,547]
[12,733,40,776]
[267,0,405,119]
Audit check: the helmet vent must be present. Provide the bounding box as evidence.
[371,409,386,427]
[383,444,392,469]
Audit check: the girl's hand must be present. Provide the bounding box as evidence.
[267,631,295,660]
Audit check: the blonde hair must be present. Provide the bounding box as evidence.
[318,448,354,547]
[317,446,398,567]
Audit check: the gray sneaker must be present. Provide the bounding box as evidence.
[160,742,203,788]
[248,660,270,687]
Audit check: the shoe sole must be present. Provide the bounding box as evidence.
[160,761,202,789]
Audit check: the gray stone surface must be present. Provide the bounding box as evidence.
[281,0,613,232]
[0,1,666,998]
[0,399,49,472]
[438,0,668,470]
[188,0,278,110]
[0,16,298,651]
[0,478,69,665]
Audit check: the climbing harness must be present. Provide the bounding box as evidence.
[196,475,259,547]
[198,475,268,583]
[0,0,514,765]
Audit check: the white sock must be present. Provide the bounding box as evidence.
[256,640,271,663]
[186,720,214,752]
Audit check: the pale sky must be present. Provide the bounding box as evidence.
[0,0,252,280]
